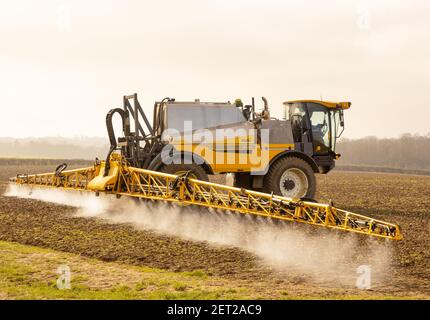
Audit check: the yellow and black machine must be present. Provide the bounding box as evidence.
[11,93,403,240]
[105,94,350,199]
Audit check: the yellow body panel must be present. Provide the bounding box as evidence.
[172,141,294,173]
[87,159,120,191]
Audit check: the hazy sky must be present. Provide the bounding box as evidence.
[1,0,429,139]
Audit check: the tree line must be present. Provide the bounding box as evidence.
[0,137,108,160]
[336,133,430,171]
[1,134,430,171]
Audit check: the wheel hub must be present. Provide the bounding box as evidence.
[279,168,309,198]
[283,179,296,190]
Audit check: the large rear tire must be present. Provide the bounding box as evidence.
[263,157,316,199]
[159,164,209,181]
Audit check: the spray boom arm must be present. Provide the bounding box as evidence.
[11,154,403,241]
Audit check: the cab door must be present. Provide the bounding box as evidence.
[305,103,332,155]
[287,102,313,155]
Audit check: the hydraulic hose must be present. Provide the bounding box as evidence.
[104,108,128,176]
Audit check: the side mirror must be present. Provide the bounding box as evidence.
[336,110,345,138]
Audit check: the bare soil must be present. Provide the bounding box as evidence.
[0,164,429,298]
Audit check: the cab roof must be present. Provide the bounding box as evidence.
[283,100,351,110]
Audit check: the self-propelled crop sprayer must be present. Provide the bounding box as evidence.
[10,93,403,240]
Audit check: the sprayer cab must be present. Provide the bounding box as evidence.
[283,100,350,173]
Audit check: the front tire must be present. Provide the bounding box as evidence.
[263,157,316,199]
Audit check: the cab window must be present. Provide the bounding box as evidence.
[285,103,306,120]
[307,103,331,153]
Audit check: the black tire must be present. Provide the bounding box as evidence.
[263,157,316,198]
[159,164,209,181]
[233,172,252,189]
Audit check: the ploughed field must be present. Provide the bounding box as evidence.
[0,162,429,299]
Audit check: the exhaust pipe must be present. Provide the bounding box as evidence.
[261,97,269,120]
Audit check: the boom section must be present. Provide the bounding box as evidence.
[12,155,403,241]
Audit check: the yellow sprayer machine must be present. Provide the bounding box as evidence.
[11,93,403,240]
